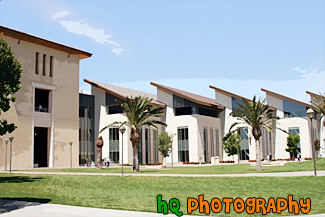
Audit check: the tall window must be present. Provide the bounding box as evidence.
[145,129,150,164]
[238,127,249,160]
[232,97,244,115]
[153,129,159,163]
[178,127,189,162]
[203,127,208,162]
[210,128,214,157]
[35,52,39,74]
[79,94,95,165]
[289,127,300,156]
[50,56,53,77]
[109,128,119,163]
[215,129,219,156]
[42,54,46,76]
[138,128,143,164]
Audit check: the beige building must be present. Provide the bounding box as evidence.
[0,26,91,169]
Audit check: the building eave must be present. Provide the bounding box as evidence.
[84,79,166,108]
[261,88,311,108]
[0,25,92,59]
[151,82,225,109]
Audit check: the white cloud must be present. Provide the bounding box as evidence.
[53,10,124,55]
[112,48,124,55]
[59,20,113,44]
[52,10,69,19]
[292,66,308,73]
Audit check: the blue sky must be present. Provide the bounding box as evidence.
[1,0,324,103]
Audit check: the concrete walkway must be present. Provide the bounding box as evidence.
[0,199,324,217]
[1,170,325,177]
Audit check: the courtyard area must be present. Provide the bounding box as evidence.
[0,159,325,216]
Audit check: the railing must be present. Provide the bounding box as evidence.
[35,107,49,113]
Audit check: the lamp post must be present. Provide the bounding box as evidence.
[119,126,126,176]
[69,141,73,169]
[236,138,240,164]
[4,139,9,171]
[171,139,173,167]
[307,108,316,176]
[9,135,14,174]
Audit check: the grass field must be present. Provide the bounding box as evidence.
[0,173,324,216]
[19,158,325,174]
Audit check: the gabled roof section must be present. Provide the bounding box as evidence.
[151,82,225,109]
[84,79,166,107]
[306,91,321,97]
[0,25,92,59]
[261,88,310,108]
[209,85,252,102]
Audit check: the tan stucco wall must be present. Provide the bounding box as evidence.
[0,35,81,169]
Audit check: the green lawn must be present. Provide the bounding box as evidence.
[0,173,324,216]
[19,158,325,174]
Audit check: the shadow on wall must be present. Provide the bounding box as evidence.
[0,198,51,214]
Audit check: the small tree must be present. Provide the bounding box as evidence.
[156,132,173,167]
[285,135,299,158]
[0,38,23,136]
[223,132,241,163]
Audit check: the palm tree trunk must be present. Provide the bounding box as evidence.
[255,139,262,171]
[132,141,139,172]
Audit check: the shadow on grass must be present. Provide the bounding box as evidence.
[0,176,43,183]
[0,197,51,214]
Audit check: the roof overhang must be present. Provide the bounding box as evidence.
[84,79,166,108]
[0,25,92,59]
[151,82,225,109]
[261,88,310,108]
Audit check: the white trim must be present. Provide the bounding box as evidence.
[49,90,55,167]
[32,82,56,90]
[32,86,35,167]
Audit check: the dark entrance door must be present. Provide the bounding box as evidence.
[34,127,48,167]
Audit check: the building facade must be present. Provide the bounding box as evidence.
[262,89,315,159]
[84,79,165,165]
[0,26,91,169]
[151,83,224,164]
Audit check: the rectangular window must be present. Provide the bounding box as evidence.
[138,128,143,164]
[109,128,119,163]
[283,99,307,118]
[238,127,249,160]
[203,127,208,162]
[153,129,159,163]
[35,52,39,74]
[145,129,150,164]
[34,88,50,112]
[79,93,95,165]
[50,56,53,77]
[210,128,214,157]
[289,127,300,156]
[42,54,46,76]
[215,129,219,156]
[178,127,189,162]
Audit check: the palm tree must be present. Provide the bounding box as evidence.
[310,92,325,119]
[100,96,166,172]
[231,96,279,171]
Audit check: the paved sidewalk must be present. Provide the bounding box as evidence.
[1,170,325,177]
[0,199,324,217]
